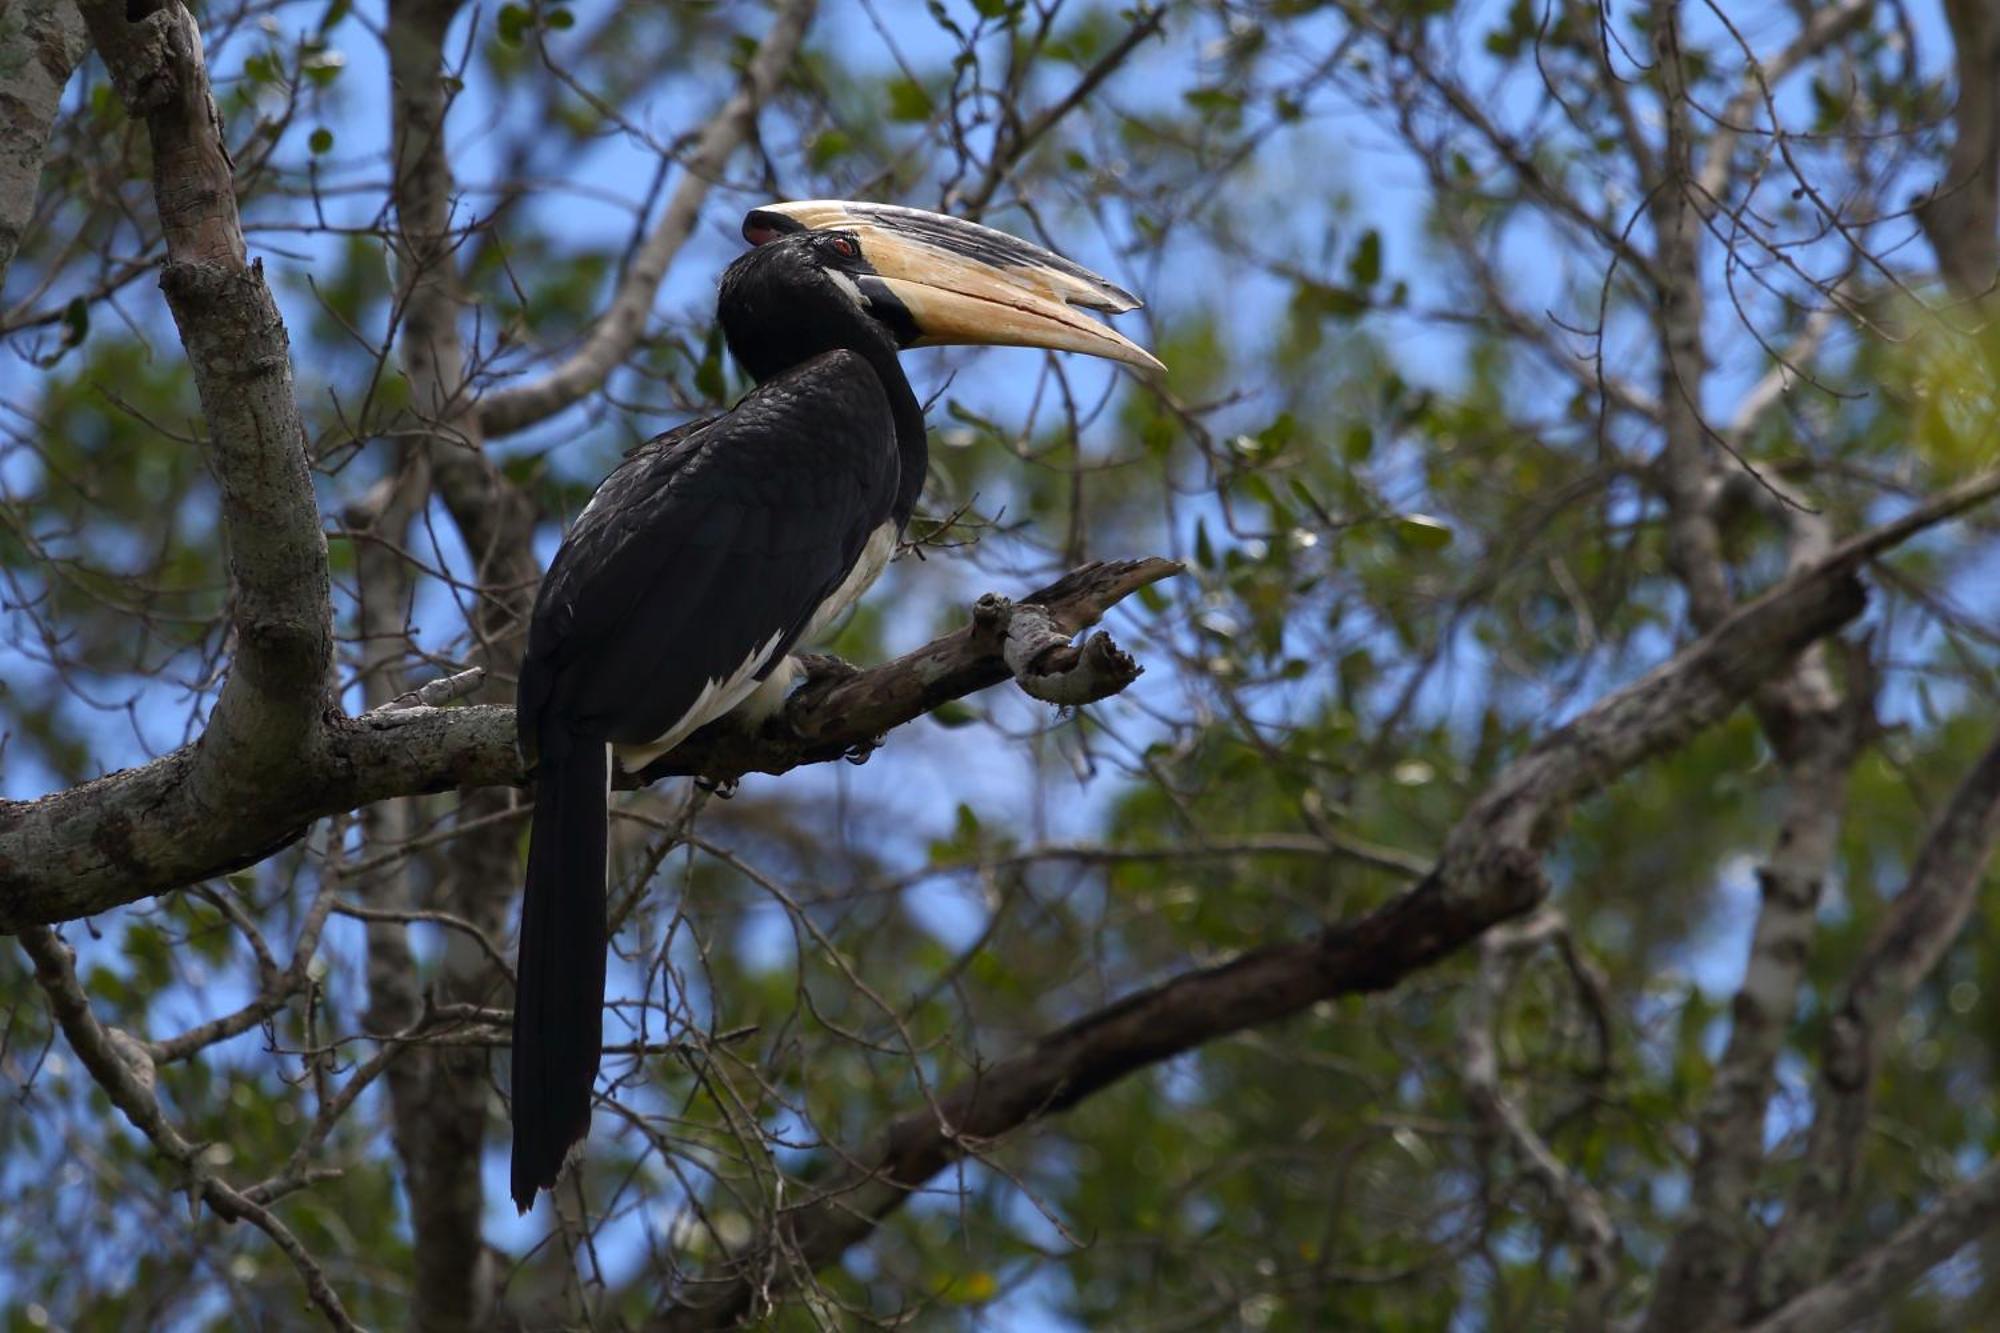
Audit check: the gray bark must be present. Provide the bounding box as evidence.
[0,0,86,292]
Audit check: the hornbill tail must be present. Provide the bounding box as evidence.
[510,732,609,1212]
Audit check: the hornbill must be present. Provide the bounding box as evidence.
[510,201,1162,1211]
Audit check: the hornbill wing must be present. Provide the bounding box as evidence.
[510,350,899,1210]
[519,350,900,753]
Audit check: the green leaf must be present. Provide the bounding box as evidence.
[1294,281,1368,321]
[1182,87,1243,116]
[931,700,977,728]
[1257,411,1298,451]
[308,127,334,155]
[693,324,727,401]
[497,4,530,45]
[1347,229,1382,288]
[546,6,575,29]
[59,297,89,351]
[1193,518,1215,570]
[1391,513,1454,552]
[887,77,933,122]
[808,129,851,168]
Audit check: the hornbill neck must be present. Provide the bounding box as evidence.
[722,292,928,529]
[839,331,928,530]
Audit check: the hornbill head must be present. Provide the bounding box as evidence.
[727,199,1165,377]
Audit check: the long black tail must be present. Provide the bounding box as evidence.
[510,730,609,1212]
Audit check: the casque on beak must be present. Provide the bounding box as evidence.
[743,200,1166,376]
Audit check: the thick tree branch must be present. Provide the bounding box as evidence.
[474,0,816,438]
[3,0,336,909]
[12,460,1991,930]
[0,558,1180,928]
[636,556,1181,782]
[80,0,334,752]
[0,0,87,291]
[1919,0,2000,299]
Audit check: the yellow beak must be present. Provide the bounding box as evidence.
[743,200,1166,376]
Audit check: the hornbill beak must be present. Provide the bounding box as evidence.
[743,200,1166,376]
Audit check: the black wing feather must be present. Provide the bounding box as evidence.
[519,349,898,751]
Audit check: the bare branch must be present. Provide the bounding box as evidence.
[1744,1157,2000,1333]
[1459,911,1620,1331]
[1692,0,1874,205]
[949,4,1166,218]
[636,555,1184,782]
[980,591,1144,706]
[18,925,361,1332]
[1752,726,2000,1311]
[474,0,817,438]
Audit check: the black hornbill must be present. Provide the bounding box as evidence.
[510,201,1161,1210]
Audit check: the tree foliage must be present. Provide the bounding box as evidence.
[3,0,2000,1329]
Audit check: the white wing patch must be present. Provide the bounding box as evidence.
[613,628,787,773]
[803,521,897,643]
[609,522,898,775]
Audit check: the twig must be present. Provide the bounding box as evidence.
[18,926,360,1332]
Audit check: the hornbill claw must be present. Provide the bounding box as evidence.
[796,652,862,686]
[843,735,885,765]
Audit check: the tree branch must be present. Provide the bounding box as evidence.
[0,557,1181,928]
[1918,0,2000,298]
[15,447,1993,930]
[647,501,1888,1329]
[1459,911,1620,1331]
[17,925,361,1332]
[948,3,1165,218]
[15,455,1991,931]
[1751,725,2000,1312]
[4,0,335,909]
[1743,1156,2000,1333]
[0,0,88,291]
[474,0,816,439]
[1692,0,1874,207]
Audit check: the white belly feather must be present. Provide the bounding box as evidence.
[612,521,898,772]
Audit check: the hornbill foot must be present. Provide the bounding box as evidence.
[695,775,740,799]
[842,734,886,765]
[795,652,861,686]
